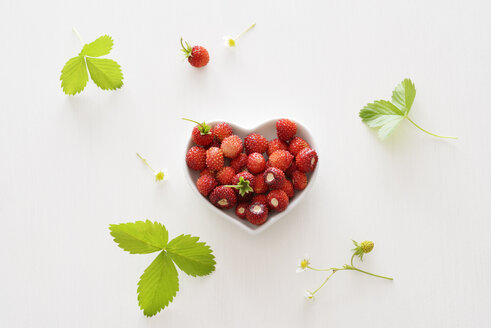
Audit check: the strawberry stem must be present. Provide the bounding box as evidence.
[223,177,253,196]
[180,37,192,58]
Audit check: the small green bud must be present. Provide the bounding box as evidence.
[360,241,374,253]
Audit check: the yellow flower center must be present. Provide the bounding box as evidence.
[300,259,309,269]
[155,171,165,181]
[228,39,236,47]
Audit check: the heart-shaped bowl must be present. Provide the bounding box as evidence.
[184,119,318,234]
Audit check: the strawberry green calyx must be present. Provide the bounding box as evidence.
[224,177,253,196]
[182,118,212,135]
[180,38,193,59]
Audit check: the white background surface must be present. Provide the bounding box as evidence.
[1,0,490,327]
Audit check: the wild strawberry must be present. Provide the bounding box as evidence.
[296,148,318,172]
[284,161,297,178]
[263,167,286,189]
[246,202,268,225]
[196,175,218,197]
[230,153,248,172]
[212,123,233,141]
[288,136,310,156]
[276,119,297,141]
[180,38,209,68]
[252,174,268,194]
[206,147,224,171]
[216,166,235,185]
[251,194,268,206]
[247,152,266,174]
[267,190,289,212]
[232,171,255,186]
[237,191,254,203]
[186,146,207,171]
[281,179,295,198]
[209,186,236,209]
[269,150,294,171]
[267,138,288,156]
[221,135,243,159]
[183,118,213,146]
[291,170,308,190]
[200,168,216,178]
[235,203,248,219]
[244,133,268,154]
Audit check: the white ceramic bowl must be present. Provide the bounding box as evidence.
[184,119,318,234]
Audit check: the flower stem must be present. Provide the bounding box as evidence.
[236,23,256,39]
[406,117,457,139]
[349,267,393,280]
[72,27,84,45]
[136,152,156,173]
[311,270,337,295]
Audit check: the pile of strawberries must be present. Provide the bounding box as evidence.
[185,118,318,226]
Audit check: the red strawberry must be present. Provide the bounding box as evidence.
[276,119,297,141]
[244,133,268,154]
[206,147,224,171]
[246,202,268,225]
[196,175,218,196]
[216,166,235,185]
[267,138,288,156]
[232,171,255,186]
[235,203,248,219]
[289,136,310,156]
[252,174,268,194]
[221,135,243,159]
[186,146,207,171]
[251,194,268,206]
[212,123,233,141]
[296,148,318,173]
[284,161,297,178]
[180,38,209,68]
[200,168,216,178]
[267,189,289,212]
[236,191,254,203]
[183,118,214,146]
[230,153,248,172]
[263,167,286,189]
[209,186,236,209]
[269,150,294,172]
[247,152,266,174]
[291,170,308,190]
[281,179,295,198]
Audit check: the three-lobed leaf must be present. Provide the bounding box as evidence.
[60,34,123,95]
[109,220,168,254]
[166,234,216,277]
[110,221,216,316]
[137,251,179,317]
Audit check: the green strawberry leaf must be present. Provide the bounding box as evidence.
[60,56,88,95]
[166,234,216,277]
[86,57,123,90]
[359,100,404,139]
[391,78,416,114]
[109,220,168,254]
[80,35,113,57]
[137,251,179,317]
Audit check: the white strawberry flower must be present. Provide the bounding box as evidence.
[304,290,314,301]
[296,255,310,273]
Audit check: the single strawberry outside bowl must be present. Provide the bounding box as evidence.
[184,119,318,235]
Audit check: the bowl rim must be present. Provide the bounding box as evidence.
[183,118,318,235]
